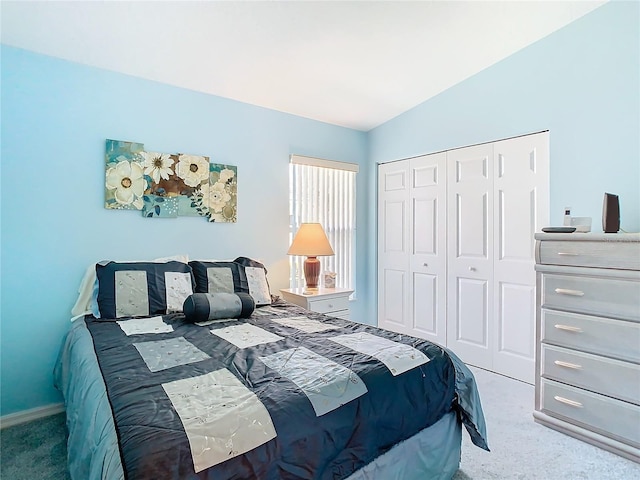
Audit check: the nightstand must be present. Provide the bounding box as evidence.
[280,287,353,320]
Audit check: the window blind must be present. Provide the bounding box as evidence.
[289,155,357,291]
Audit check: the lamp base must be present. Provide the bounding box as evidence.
[303,256,321,291]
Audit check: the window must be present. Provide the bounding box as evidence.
[289,155,358,292]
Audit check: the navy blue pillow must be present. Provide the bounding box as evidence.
[183,292,255,323]
[189,261,243,294]
[95,261,194,319]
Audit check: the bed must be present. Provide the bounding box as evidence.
[54,258,488,479]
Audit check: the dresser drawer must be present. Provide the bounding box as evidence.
[541,379,640,447]
[307,295,349,314]
[541,309,640,363]
[541,273,640,321]
[538,240,640,270]
[541,344,640,405]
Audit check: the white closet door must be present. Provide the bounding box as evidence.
[492,132,549,384]
[446,143,494,369]
[378,132,549,384]
[409,153,447,345]
[378,161,410,334]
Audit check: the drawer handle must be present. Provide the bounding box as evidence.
[554,288,584,297]
[557,252,579,256]
[554,324,583,333]
[554,360,582,370]
[554,396,583,408]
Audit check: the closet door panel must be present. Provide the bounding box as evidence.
[410,153,447,345]
[378,162,410,333]
[413,197,436,255]
[384,200,406,252]
[453,155,490,260]
[412,272,439,337]
[497,281,536,364]
[493,132,549,383]
[381,269,407,332]
[447,143,494,368]
[455,277,489,347]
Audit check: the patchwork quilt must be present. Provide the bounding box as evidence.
[85,301,487,479]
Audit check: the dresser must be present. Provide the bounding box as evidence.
[279,287,353,320]
[534,233,640,462]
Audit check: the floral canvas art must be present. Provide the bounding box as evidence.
[105,139,146,210]
[141,152,210,219]
[105,139,237,223]
[201,164,238,222]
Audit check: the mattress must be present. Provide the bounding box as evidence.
[54,301,488,479]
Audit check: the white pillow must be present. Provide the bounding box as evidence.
[244,266,272,306]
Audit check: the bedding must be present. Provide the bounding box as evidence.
[189,261,244,294]
[71,255,192,319]
[55,301,488,480]
[95,260,194,318]
[189,257,272,306]
[233,257,272,306]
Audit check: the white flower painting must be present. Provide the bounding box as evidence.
[202,182,230,212]
[105,139,237,222]
[203,164,238,222]
[219,168,235,183]
[176,154,210,187]
[104,140,146,210]
[141,151,175,184]
[105,159,146,208]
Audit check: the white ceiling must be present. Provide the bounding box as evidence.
[1,0,607,131]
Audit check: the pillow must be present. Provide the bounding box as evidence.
[233,257,272,306]
[183,292,255,323]
[189,261,243,294]
[95,261,194,318]
[71,254,190,320]
[71,263,100,318]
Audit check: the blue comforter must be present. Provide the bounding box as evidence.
[55,301,488,479]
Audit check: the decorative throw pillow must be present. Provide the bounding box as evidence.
[95,261,194,318]
[233,257,272,306]
[189,261,243,294]
[183,292,255,323]
[71,254,191,320]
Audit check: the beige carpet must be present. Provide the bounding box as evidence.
[453,366,640,479]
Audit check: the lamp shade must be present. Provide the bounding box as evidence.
[287,223,334,256]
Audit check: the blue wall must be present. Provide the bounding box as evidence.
[368,0,639,227]
[365,1,639,316]
[0,46,369,415]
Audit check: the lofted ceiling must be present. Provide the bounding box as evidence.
[1,0,607,131]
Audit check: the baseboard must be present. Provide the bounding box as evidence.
[533,410,640,464]
[0,403,65,429]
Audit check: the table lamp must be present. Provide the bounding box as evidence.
[287,223,334,293]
